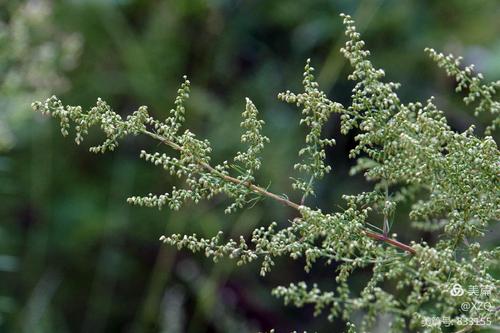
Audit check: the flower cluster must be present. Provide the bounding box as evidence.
[425,48,500,134]
[278,59,342,200]
[33,14,499,333]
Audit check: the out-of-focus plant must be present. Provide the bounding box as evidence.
[0,0,81,327]
[0,0,81,150]
[33,14,498,333]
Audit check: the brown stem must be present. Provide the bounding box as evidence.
[364,231,416,254]
[143,130,416,255]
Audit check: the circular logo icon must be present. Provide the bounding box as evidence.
[450,283,464,297]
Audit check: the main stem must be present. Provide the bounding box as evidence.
[144,130,416,255]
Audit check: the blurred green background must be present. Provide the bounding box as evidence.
[1,0,499,332]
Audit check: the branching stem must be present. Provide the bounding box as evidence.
[143,129,417,255]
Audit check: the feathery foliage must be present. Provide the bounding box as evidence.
[32,14,499,333]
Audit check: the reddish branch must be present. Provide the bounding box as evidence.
[145,130,417,255]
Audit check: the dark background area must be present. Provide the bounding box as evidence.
[1,0,499,332]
